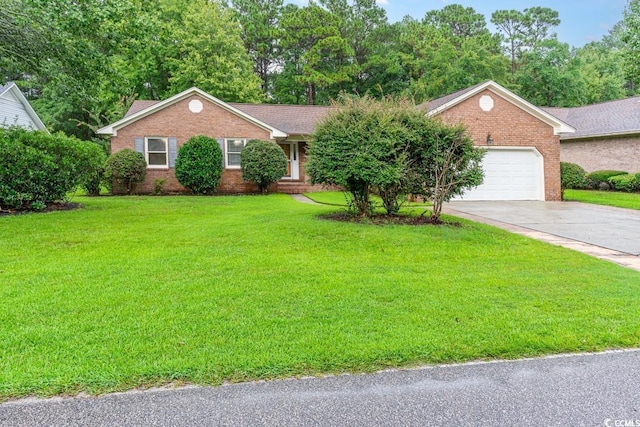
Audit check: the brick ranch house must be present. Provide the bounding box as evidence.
[98,81,577,201]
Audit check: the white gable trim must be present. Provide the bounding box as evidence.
[97,87,288,139]
[0,82,48,132]
[428,81,576,136]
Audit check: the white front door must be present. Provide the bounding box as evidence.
[278,142,299,180]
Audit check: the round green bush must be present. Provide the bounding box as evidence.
[104,149,147,194]
[175,135,223,194]
[560,162,587,189]
[240,139,288,193]
[608,174,640,192]
[0,127,104,209]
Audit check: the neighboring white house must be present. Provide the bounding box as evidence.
[0,82,47,131]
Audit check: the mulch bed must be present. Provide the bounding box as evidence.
[0,202,82,216]
[319,212,461,227]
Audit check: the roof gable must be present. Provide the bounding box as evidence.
[97,88,287,138]
[0,82,47,132]
[428,81,575,136]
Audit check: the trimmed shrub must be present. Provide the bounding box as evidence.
[82,155,108,196]
[104,149,147,194]
[608,174,640,192]
[560,162,587,190]
[82,138,110,196]
[587,170,627,188]
[175,135,223,194]
[152,179,166,196]
[240,139,288,193]
[0,127,103,210]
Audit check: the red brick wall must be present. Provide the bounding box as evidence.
[111,95,322,194]
[437,89,561,201]
[561,136,640,173]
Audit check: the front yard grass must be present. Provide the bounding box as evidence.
[564,189,640,210]
[1,194,639,400]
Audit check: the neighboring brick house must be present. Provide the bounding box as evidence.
[98,82,575,200]
[544,98,640,173]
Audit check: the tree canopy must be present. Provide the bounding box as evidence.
[2,1,637,139]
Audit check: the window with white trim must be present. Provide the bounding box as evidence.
[146,137,168,168]
[225,138,247,168]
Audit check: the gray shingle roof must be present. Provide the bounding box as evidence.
[543,96,640,139]
[229,103,334,135]
[125,100,161,117]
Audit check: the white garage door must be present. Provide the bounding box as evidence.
[456,148,545,201]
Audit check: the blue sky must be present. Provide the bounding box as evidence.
[289,0,629,47]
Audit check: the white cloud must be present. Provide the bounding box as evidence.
[377,0,389,4]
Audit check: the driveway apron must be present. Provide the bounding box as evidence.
[445,201,640,255]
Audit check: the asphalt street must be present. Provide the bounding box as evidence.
[2,349,639,426]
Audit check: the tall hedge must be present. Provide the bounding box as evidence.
[0,127,103,210]
[240,139,288,193]
[175,135,223,194]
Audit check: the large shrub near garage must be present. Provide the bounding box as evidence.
[308,96,484,220]
[560,162,587,190]
[0,127,103,210]
[404,118,485,221]
[104,149,147,195]
[175,135,223,194]
[240,139,288,193]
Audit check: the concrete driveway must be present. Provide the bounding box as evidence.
[444,201,640,270]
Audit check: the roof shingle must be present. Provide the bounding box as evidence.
[229,103,334,135]
[543,97,640,139]
[125,100,161,117]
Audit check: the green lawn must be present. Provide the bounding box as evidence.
[564,189,640,210]
[1,194,639,400]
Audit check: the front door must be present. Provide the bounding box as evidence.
[278,142,299,180]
